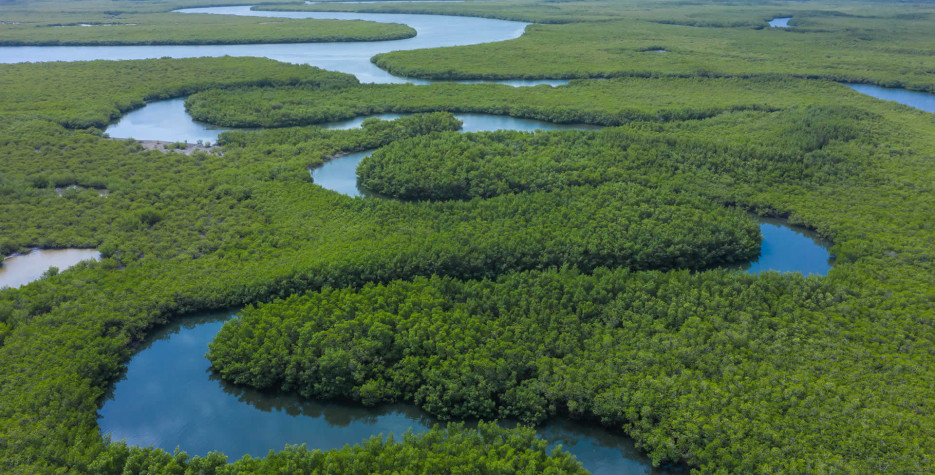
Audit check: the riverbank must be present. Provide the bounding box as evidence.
[0,12,416,46]
[112,138,222,156]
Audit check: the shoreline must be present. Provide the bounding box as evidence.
[109,138,222,156]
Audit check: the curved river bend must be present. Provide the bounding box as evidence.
[106,97,833,278]
[0,6,549,85]
[99,98,832,474]
[100,310,679,474]
[0,4,831,471]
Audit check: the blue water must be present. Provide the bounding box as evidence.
[310,113,599,197]
[768,17,792,28]
[744,218,832,276]
[847,84,935,113]
[86,5,827,470]
[99,311,674,474]
[0,6,532,86]
[106,98,230,143]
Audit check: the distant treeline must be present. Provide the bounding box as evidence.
[365,9,935,91]
[0,13,416,46]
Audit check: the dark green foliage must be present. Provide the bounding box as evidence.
[0,11,934,474]
[185,77,843,128]
[357,108,867,201]
[209,267,855,469]
[87,423,586,473]
[0,57,359,129]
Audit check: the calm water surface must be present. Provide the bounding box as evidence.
[99,311,677,474]
[107,98,233,143]
[742,218,832,276]
[309,122,834,277]
[768,17,792,28]
[0,6,528,84]
[310,113,599,197]
[14,5,827,467]
[0,249,101,289]
[847,84,935,113]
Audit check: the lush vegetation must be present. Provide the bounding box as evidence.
[0,1,934,473]
[355,108,866,201]
[185,77,827,128]
[90,422,585,473]
[355,1,935,92]
[0,0,416,46]
[0,14,415,46]
[209,267,849,470]
[0,57,358,129]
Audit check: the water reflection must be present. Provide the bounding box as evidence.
[99,311,438,457]
[107,97,233,143]
[310,113,598,197]
[768,17,792,28]
[743,217,833,276]
[538,419,685,474]
[0,248,101,289]
[847,84,935,113]
[99,311,670,473]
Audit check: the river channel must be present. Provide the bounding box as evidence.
[1,4,837,471]
[99,310,680,474]
[99,95,831,473]
[0,6,537,85]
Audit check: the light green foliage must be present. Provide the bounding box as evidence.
[360,1,935,91]
[0,0,413,46]
[0,57,358,128]
[0,2,934,473]
[0,14,415,46]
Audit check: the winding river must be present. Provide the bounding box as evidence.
[1,4,835,471]
[100,310,680,474]
[98,94,832,473]
[0,6,543,85]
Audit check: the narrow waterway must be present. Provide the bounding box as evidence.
[99,310,680,474]
[0,4,834,468]
[0,6,529,84]
[847,84,935,113]
[106,98,231,143]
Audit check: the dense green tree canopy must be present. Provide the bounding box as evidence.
[0,0,934,472]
